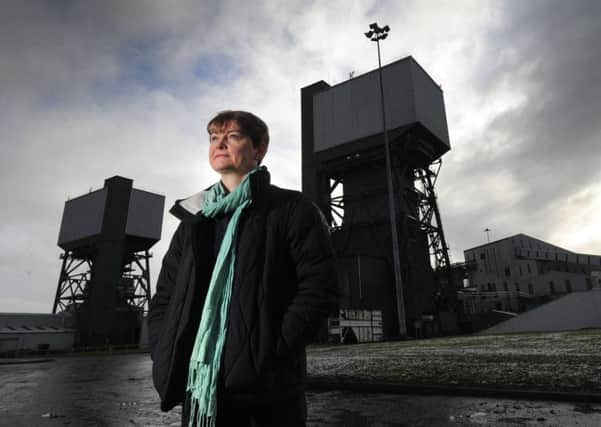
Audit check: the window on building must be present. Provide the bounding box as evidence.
[492,283,497,291]
[549,281,555,294]
[586,277,593,290]
[503,282,508,291]
[520,239,524,248]
[480,253,486,260]
[519,264,523,276]
[528,283,534,295]
[527,263,532,274]
[504,267,511,277]
[565,279,572,293]
[515,282,521,292]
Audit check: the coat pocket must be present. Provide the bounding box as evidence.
[152,355,170,400]
[150,292,182,399]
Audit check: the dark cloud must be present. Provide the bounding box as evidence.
[490,1,601,195]
[440,0,601,257]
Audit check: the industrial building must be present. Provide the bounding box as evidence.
[302,56,456,340]
[460,233,601,319]
[0,313,76,355]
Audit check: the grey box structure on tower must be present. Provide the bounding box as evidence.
[58,188,164,253]
[312,57,449,153]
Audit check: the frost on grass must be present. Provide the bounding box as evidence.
[306,329,601,393]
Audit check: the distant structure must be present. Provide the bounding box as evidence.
[53,176,165,346]
[0,313,76,355]
[301,56,455,338]
[460,233,601,321]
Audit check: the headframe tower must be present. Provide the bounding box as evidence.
[53,176,165,346]
[302,56,455,337]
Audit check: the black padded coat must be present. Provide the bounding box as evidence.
[148,170,338,411]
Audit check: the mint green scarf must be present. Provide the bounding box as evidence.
[186,167,261,427]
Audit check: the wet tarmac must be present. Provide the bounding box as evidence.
[1,354,600,426]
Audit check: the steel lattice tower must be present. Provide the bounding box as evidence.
[302,56,456,338]
[53,176,164,346]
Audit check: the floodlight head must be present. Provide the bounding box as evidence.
[383,25,390,32]
[369,22,378,30]
[364,30,374,38]
[381,33,388,40]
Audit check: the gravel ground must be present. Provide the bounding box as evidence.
[307,329,601,394]
[1,329,600,425]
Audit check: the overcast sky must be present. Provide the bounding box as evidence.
[1,0,600,313]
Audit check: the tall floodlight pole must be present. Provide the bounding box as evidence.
[365,22,407,336]
[485,228,491,243]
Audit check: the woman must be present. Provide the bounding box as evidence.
[148,110,338,427]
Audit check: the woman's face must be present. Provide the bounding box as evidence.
[208,120,266,177]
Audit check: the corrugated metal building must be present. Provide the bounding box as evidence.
[0,313,76,354]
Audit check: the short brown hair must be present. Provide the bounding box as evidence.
[207,110,269,148]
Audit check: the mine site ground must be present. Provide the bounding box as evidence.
[307,329,601,395]
[1,329,600,426]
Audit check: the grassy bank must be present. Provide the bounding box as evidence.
[306,329,601,394]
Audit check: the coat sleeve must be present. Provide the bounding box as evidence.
[147,222,184,360]
[277,196,339,357]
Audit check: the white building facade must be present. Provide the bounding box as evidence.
[461,234,600,315]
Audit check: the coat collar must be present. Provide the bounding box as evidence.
[170,167,271,222]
